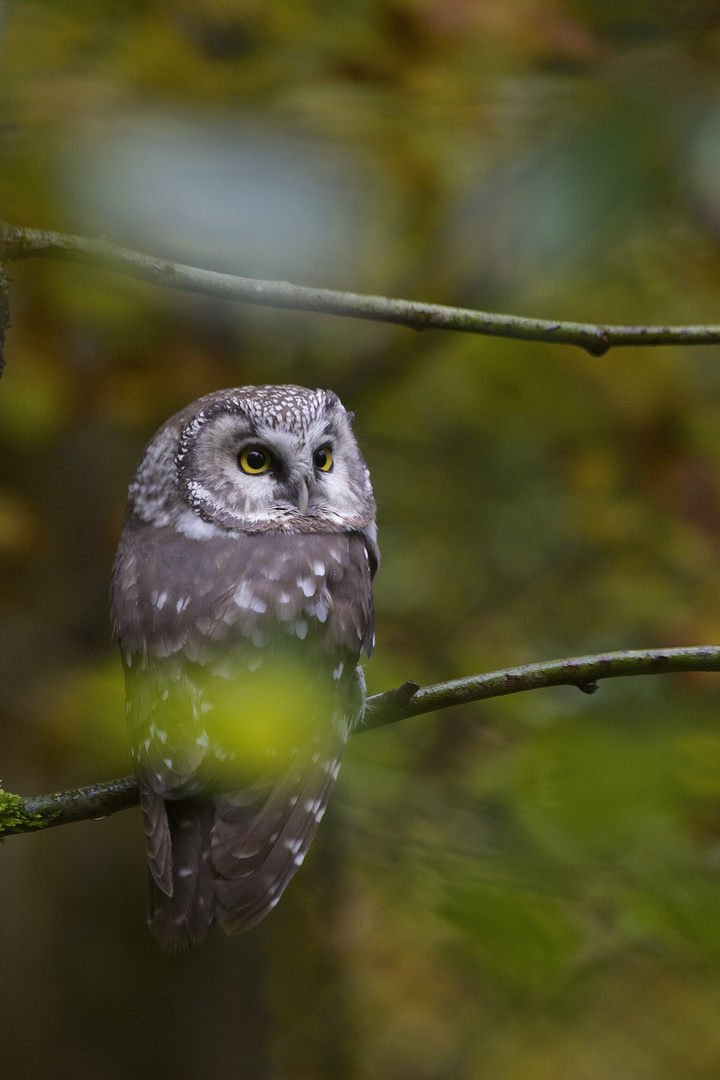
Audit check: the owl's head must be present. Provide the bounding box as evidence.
[128,385,376,535]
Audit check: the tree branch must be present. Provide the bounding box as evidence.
[4,222,720,356]
[0,776,139,837]
[2,646,718,838]
[362,645,720,726]
[0,265,9,378]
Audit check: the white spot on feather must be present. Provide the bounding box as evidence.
[294,620,308,640]
[298,576,315,597]
[314,600,329,622]
[233,581,255,609]
[195,731,210,747]
[333,662,344,681]
[313,560,325,576]
[178,867,193,878]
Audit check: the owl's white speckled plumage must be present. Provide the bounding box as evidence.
[112,386,378,951]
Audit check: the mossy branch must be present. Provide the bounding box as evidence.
[0,776,141,837]
[4,222,720,356]
[2,646,718,838]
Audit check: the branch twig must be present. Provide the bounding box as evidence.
[2,646,718,837]
[4,223,720,356]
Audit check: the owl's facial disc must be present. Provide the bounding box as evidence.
[171,386,376,533]
[235,433,317,516]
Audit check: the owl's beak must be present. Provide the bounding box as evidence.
[295,477,309,515]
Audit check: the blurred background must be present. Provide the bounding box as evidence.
[5,1,720,1077]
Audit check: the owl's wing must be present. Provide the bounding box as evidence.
[123,654,227,903]
[211,701,351,932]
[113,527,376,949]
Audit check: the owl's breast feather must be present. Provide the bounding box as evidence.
[112,526,377,664]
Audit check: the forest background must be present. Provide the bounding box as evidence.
[4,2,720,1078]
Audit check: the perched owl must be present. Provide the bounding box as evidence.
[111,385,378,951]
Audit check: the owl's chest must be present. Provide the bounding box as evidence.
[112,523,375,667]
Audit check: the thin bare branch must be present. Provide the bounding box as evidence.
[2,646,718,838]
[4,223,720,356]
[362,645,720,727]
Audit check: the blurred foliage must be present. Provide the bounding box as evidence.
[5,1,720,1078]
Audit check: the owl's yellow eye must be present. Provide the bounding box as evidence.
[313,446,333,472]
[239,447,271,474]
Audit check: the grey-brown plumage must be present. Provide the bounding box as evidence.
[112,386,378,951]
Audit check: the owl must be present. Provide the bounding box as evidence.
[111,385,378,951]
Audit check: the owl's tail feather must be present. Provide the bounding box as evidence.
[212,727,346,934]
[143,792,215,952]
[140,723,348,946]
